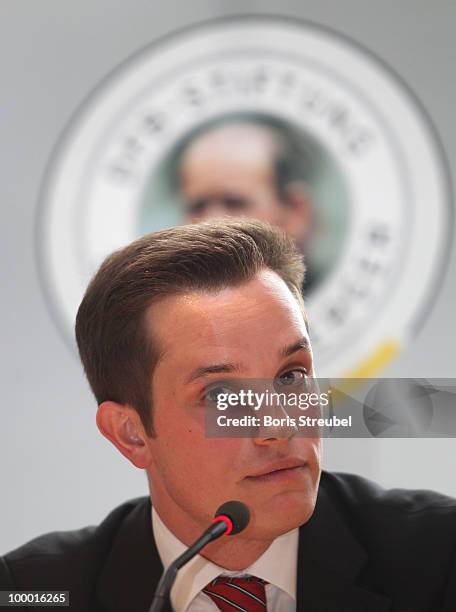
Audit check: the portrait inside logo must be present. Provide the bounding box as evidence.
[137,111,351,295]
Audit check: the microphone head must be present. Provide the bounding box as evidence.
[214,500,250,535]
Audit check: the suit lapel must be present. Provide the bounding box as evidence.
[96,497,171,612]
[296,476,392,612]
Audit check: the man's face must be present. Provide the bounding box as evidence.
[179,124,288,230]
[143,269,321,542]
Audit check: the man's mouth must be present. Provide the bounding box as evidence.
[244,458,307,482]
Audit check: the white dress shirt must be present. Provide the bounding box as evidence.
[152,507,298,612]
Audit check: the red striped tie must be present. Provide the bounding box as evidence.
[202,575,268,611]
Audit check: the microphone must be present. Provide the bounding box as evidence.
[148,501,250,612]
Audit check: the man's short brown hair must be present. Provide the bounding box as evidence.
[75,219,305,434]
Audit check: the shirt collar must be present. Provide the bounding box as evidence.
[152,506,298,611]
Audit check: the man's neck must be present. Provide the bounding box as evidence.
[191,529,273,571]
[150,495,273,570]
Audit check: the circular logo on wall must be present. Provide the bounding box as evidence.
[38,16,452,377]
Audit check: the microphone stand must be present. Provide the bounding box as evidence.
[148,520,228,612]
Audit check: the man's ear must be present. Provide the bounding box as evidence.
[96,401,152,469]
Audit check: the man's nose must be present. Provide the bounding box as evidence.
[190,200,228,221]
[253,402,298,446]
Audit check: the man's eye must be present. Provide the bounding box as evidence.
[203,385,234,403]
[188,199,208,215]
[221,196,249,211]
[275,369,309,389]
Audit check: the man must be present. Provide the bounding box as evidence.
[1,219,456,612]
[173,115,316,290]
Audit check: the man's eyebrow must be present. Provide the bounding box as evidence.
[280,337,312,358]
[186,363,243,384]
[185,339,310,384]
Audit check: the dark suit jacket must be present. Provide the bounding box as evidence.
[1,471,456,612]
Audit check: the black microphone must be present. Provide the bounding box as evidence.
[148,501,250,612]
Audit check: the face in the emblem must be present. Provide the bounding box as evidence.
[178,123,311,247]
[143,268,321,541]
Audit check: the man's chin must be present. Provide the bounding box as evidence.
[247,490,318,540]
